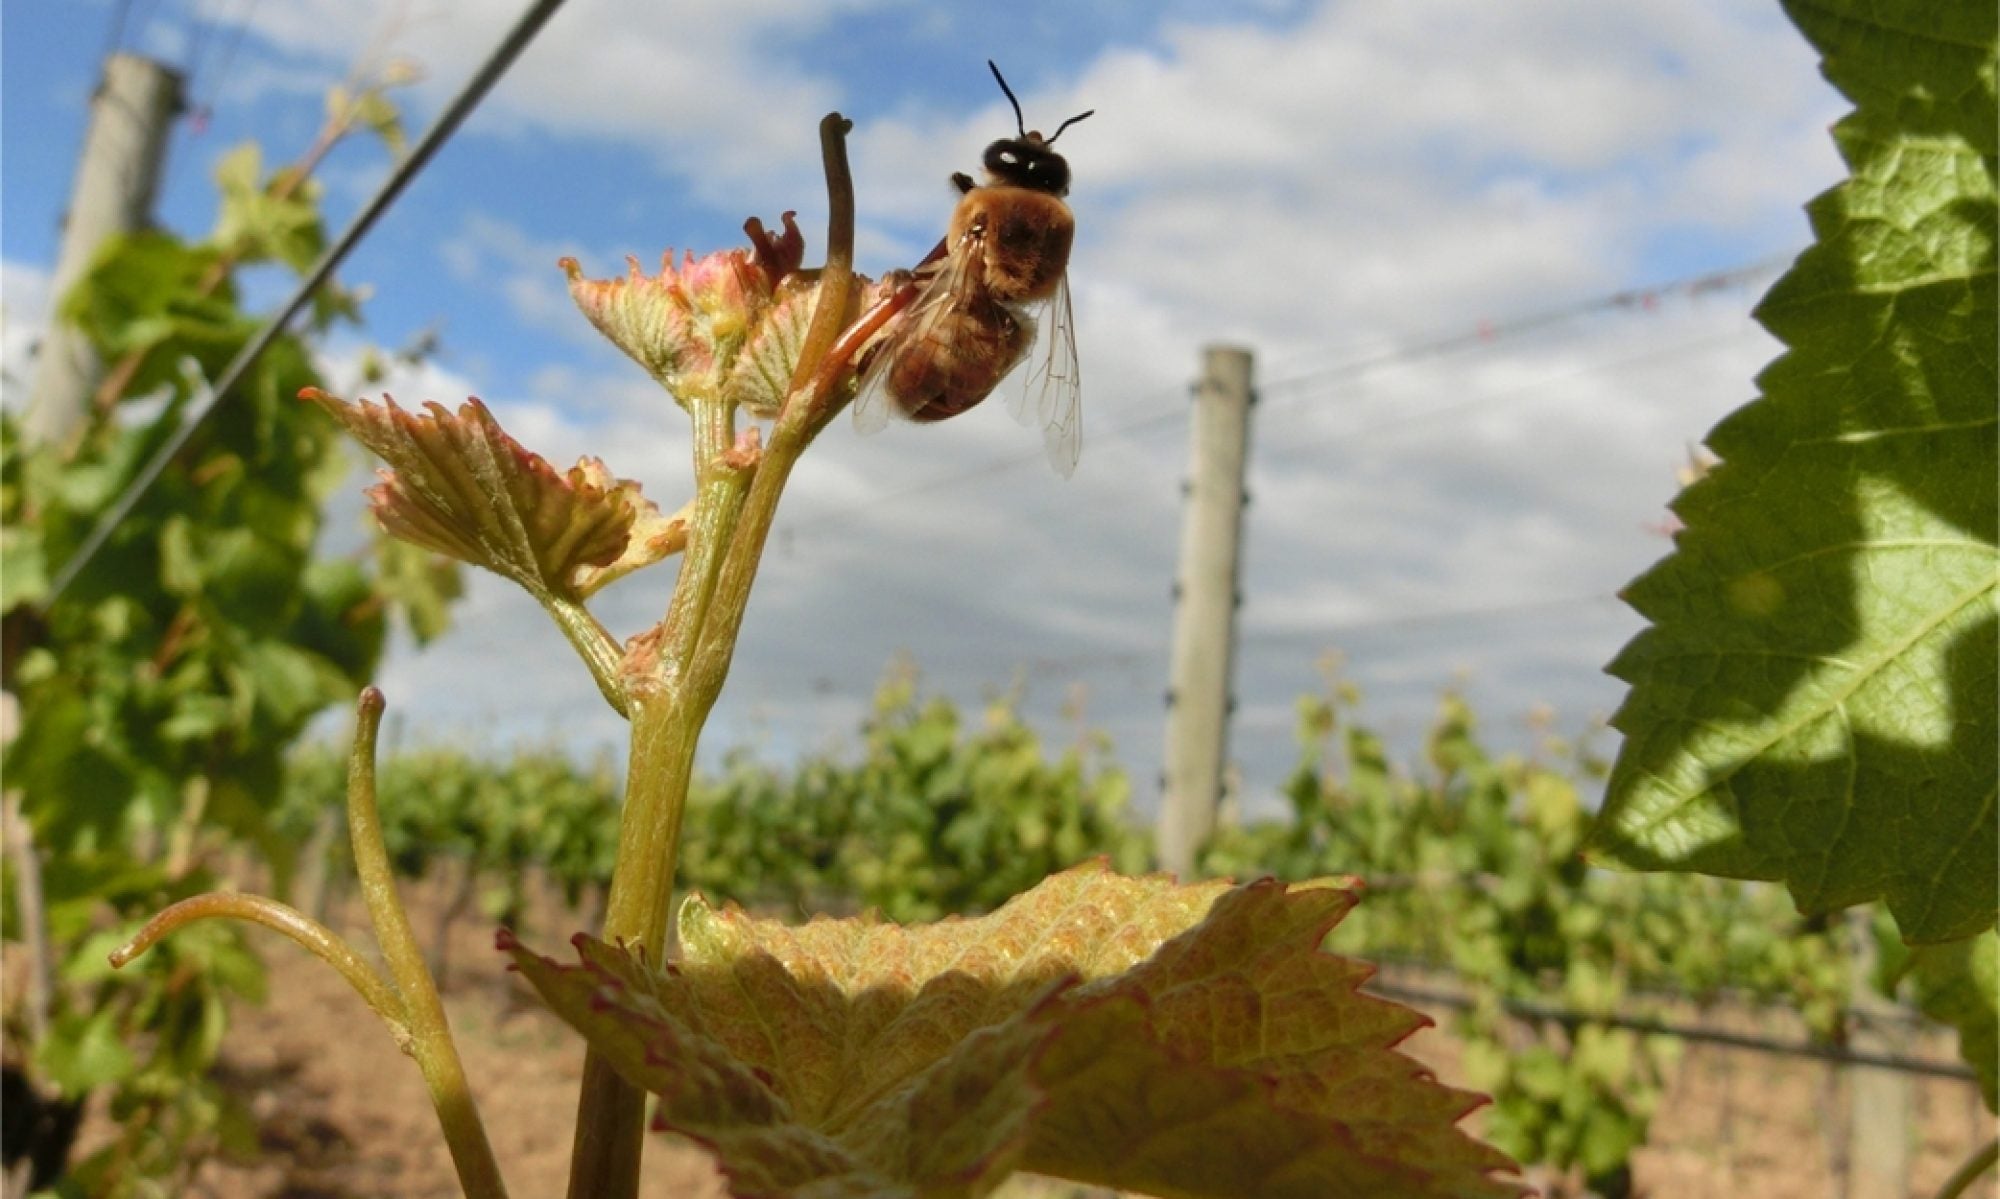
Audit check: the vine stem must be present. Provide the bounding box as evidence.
[1935,1138,1998,1199]
[108,694,508,1197]
[543,595,629,717]
[108,891,407,1038]
[563,696,691,1199]
[562,111,861,1199]
[346,687,509,1199]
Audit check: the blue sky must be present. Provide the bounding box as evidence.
[4,0,1850,816]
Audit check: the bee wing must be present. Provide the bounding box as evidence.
[1009,271,1082,477]
[852,245,979,435]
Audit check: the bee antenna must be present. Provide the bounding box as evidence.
[1046,109,1095,145]
[987,60,1027,138]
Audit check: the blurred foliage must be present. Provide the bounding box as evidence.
[1199,684,1851,1195]
[271,666,1959,1195]
[279,667,1147,941]
[680,666,1149,922]
[0,76,457,1195]
[277,741,620,938]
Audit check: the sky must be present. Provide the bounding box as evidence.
[2,0,1851,821]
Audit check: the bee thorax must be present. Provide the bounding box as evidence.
[952,188,1074,306]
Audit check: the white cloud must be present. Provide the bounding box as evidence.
[438,211,603,338]
[185,0,883,206]
[1,261,53,407]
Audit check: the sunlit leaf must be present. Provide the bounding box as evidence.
[563,213,818,412]
[506,863,1521,1199]
[1591,0,1998,943]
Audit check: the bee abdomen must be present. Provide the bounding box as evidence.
[890,301,1034,421]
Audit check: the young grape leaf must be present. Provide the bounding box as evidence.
[503,862,1521,1199]
[212,142,325,274]
[301,390,681,605]
[1591,0,1998,943]
[723,276,819,418]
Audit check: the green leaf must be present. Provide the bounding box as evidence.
[0,522,50,607]
[7,691,138,840]
[1591,0,1999,943]
[351,89,408,158]
[201,527,306,634]
[157,515,201,596]
[212,142,326,272]
[289,557,390,677]
[59,231,243,387]
[1576,1105,1641,1182]
[159,694,236,742]
[241,639,349,729]
[505,863,1521,1199]
[37,1008,137,1095]
[366,531,462,645]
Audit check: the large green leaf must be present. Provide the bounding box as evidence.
[1591,0,1998,944]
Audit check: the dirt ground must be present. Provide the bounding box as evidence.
[70,872,1997,1198]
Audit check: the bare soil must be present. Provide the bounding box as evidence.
[70,872,1996,1198]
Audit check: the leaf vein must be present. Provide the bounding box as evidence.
[1628,572,1996,842]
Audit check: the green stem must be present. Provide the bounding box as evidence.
[684,112,860,694]
[346,688,509,1199]
[657,396,746,676]
[109,891,407,1040]
[1935,1139,1999,1199]
[659,484,747,682]
[686,430,804,706]
[599,700,701,955]
[567,386,750,1199]
[683,117,862,696]
[562,112,860,1199]
[565,695,694,1199]
[544,595,629,718]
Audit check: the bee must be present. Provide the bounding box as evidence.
[854,61,1093,476]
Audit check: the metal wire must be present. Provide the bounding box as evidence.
[1366,976,1980,1082]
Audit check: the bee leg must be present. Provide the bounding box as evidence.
[951,171,977,194]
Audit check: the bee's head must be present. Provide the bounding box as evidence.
[983,61,1092,196]
[983,136,1072,195]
